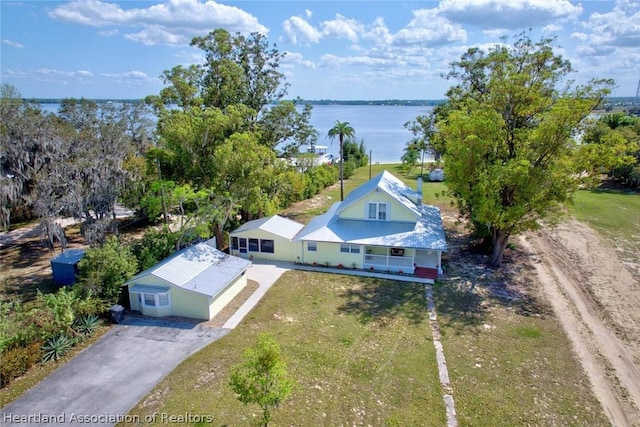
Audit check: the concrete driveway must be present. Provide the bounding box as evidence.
[0,260,291,427]
[0,316,229,426]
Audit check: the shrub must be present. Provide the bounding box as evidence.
[42,334,74,363]
[77,236,138,305]
[0,341,42,388]
[73,315,101,337]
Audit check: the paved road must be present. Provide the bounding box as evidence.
[0,262,289,427]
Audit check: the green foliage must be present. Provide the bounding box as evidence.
[228,333,292,426]
[73,315,101,337]
[327,120,356,201]
[133,227,178,271]
[342,139,368,168]
[0,341,42,388]
[438,32,614,266]
[145,29,317,223]
[77,237,138,305]
[37,287,78,333]
[579,113,640,189]
[42,334,74,363]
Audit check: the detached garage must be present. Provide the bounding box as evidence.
[124,238,251,320]
[230,215,303,262]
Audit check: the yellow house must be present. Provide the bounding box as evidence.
[294,170,446,279]
[229,215,303,262]
[124,238,251,320]
[230,171,447,281]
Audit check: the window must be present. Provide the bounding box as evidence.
[248,238,259,252]
[378,203,387,220]
[260,239,275,253]
[143,294,156,307]
[308,241,317,251]
[368,203,387,220]
[239,238,247,253]
[341,244,361,253]
[158,293,170,307]
[231,237,238,250]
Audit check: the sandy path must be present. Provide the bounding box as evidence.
[521,219,640,427]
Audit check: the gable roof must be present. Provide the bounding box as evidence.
[232,215,304,240]
[337,170,422,218]
[126,238,251,298]
[293,171,447,251]
[294,204,447,250]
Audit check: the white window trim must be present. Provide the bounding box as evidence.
[142,292,171,308]
[308,241,317,251]
[367,202,388,220]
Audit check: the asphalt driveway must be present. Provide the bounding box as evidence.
[1,316,229,426]
[0,260,290,427]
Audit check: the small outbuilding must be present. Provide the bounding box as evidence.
[50,249,85,285]
[124,238,251,320]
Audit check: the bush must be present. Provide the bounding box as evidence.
[73,315,101,337]
[77,236,138,305]
[132,227,178,271]
[42,334,74,363]
[0,341,42,388]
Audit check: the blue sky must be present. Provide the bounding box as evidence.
[1,0,639,100]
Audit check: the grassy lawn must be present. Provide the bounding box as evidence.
[122,164,609,426]
[433,282,608,426]
[123,271,446,426]
[571,189,640,263]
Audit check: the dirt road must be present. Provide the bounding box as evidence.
[521,219,640,427]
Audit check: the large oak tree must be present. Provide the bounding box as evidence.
[437,33,614,267]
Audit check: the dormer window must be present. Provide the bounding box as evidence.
[368,202,387,220]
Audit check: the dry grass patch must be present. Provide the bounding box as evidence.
[123,271,445,426]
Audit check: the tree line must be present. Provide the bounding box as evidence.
[1,29,368,251]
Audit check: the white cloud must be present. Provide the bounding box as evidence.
[49,0,268,46]
[362,17,393,45]
[282,51,316,69]
[2,39,24,48]
[438,0,582,29]
[101,70,158,84]
[98,29,119,37]
[394,9,466,46]
[305,9,312,19]
[282,15,321,44]
[320,14,364,42]
[580,2,640,49]
[37,68,93,78]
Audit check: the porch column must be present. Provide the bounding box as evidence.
[437,251,443,274]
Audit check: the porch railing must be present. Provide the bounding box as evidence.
[364,254,414,269]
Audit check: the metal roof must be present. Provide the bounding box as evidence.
[126,238,251,298]
[337,170,422,218]
[232,215,304,240]
[50,249,86,265]
[293,172,447,251]
[129,284,170,295]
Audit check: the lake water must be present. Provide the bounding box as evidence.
[39,103,432,164]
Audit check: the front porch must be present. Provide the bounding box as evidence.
[363,246,442,276]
